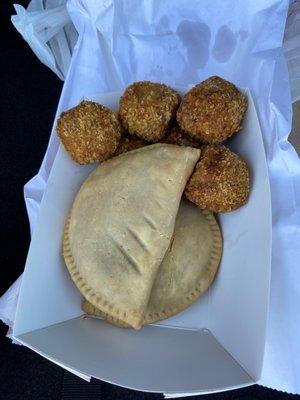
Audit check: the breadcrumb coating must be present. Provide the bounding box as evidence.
[185,145,250,212]
[115,134,148,156]
[163,125,202,148]
[57,101,121,164]
[114,124,201,158]
[177,76,247,144]
[119,81,180,142]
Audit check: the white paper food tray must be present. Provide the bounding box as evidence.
[13,89,271,394]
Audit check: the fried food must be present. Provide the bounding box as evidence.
[82,199,222,328]
[56,101,121,164]
[115,134,148,156]
[119,81,181,142]
[185,145,250,213]
[63,144,201,329]
[114,125,201,158]
[163,125,202,148]
[177,76,247,144]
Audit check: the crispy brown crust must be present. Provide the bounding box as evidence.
[163,125,202,148]
[119,81,181,142]
[114,125,201,158]
[185,145,250,213]
[177,76,247,144]
[114,134,148,156]
[56,101,121,164]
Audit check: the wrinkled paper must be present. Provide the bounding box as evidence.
[11,0,77,80]
[284,1,300,102]
[2,0,300,395]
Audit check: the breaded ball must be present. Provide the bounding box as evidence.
[56,101,121,164]
[185,145,250,213]
[177,76,247,144]
[115,134,148,156]
[163,125,202,149]
[119,81,180,142]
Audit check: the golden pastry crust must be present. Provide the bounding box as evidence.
[114,134,148,156]
[185,145,250,213]
[163,125,202,148]
[82,200,222,328]
[82,300,129,328]
[119,81,181,142]
[56,101,121,164]
[63,144,201,329]
[177,76,247,144]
